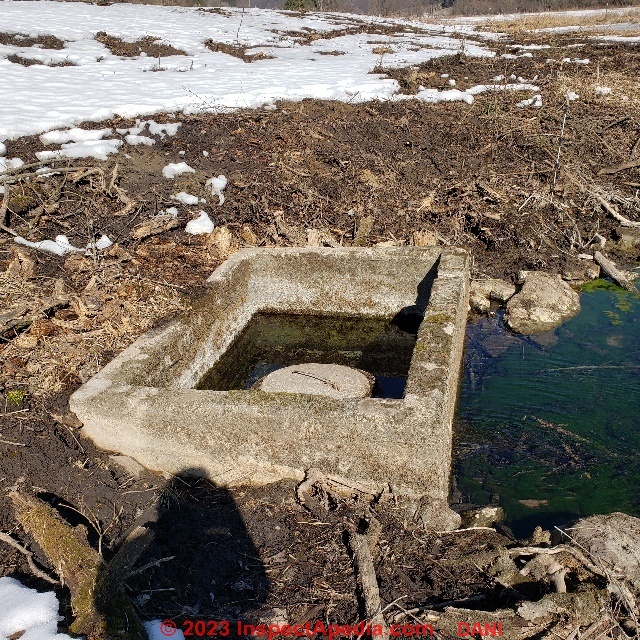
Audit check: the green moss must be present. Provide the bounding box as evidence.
[8,193,35,214]
[424,313,453,324]
[6,389,26,406]
[579,279,614,293]
[604,311,622,326]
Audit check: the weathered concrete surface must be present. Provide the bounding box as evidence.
[505,272,580,334]
[256,363,373,399]
[70,247,470,527]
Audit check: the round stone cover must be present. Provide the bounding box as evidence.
[256,363,373,399]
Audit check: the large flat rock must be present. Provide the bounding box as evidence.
[505,272,580,334]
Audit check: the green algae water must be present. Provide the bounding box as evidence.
[197,312,421,398]
[454,278,640,538]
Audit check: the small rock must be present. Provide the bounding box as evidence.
[5,248,35,279]
[353,215,374,247]
[416,500,461,531]
[614,226,640,252]
[517,597,559,623]
[505,272,580,334]
[461,506,506,528]
[470,278,516,313]
[529,526,551,546]
[469,292,490,313]
[562,261,600,284]
[206,225,237,258]
[306,228,322,247]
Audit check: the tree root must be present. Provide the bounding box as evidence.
[10,491,151,640]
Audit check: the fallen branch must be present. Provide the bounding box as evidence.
[0,438,27,447]
[597,158,640,176]
[346,519,388,640]
[132,215,180,240]
[594,194,640,228]
[0,184,17,236]
[0,531,58,584]
[127,555,174,578]
[594,251,639,293]
[0,297,70,339]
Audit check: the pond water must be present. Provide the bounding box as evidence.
[197,312,421,398]
[454,277,640,538]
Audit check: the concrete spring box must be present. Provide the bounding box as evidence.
[71,247,469,524]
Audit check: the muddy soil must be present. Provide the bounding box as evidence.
[1,26,639,639]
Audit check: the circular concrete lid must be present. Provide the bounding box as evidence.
[256,363,373,399]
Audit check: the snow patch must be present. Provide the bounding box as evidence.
[14,234,113,256]
[0,577,73,640]
[0,157,24,174]
[206,175,227,205]
[125,134,155,146]
[148,121,181,137]
[185,210,214,235]
[0,142,6,157]
[171,191,200,205]
[36,139,123,161]
[162,162,195,179]
[145,620,186,640]
[517,94,543,107]
[40,128,112,145]
[0,3,497,141]
[595,86,612,96]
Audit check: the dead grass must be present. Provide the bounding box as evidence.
[7,53,77,67]
[484,8,640,36]
[1,250,189,394]
[553,67,640,107]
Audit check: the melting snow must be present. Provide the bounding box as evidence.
[206,175,227,205]
[36,139,123,161]
[185,210,214,234]
[0,2,494,141]
[125,134,155,146]
[172,191,200,205]
[517,94,543,107]
[0,577,73,640]
[162,162,195,179]
[147,121,181,137]
[145,620,186,640]
[40,127,112,145]
[0,157,24,173]
[14,233,113,256]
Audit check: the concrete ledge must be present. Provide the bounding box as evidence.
[71,247,469,522]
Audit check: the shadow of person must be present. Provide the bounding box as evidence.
[96,467,269,637]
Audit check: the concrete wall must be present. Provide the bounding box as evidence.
[70,247,469,528]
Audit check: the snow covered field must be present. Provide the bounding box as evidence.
[0,0,498,141]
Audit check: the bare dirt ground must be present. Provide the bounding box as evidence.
[1,23,640,639]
